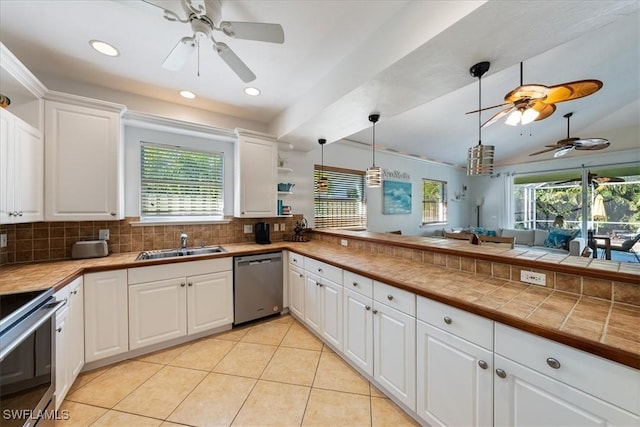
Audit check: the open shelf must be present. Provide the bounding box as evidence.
[277,167,293,174]
[278,191,293,195]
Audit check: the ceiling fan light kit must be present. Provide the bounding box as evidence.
[366,113,382,188]
[467,61,495,176]
[150,0,284,83]
[317,138,328,193]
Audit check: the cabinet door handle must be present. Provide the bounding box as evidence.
[443,316,452,325]
[495,368,507,378]
[188,282,193,287]
[18,211,23,216]
[318,268,323,273]
[7,212,13,217]
[181,283,186,287]
[365,305,371,311]
[546,357,561,369]
[110,212,116,216]
[57,327,63,333]
[319,283,324,287]
[478,360,488,370]
[387,294,394,301]
[352,282,358,287]
[299,273,303,278]
[372,309,378,314]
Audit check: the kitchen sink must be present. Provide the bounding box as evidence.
[135,246,226,261]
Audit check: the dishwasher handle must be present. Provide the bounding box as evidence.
[248,259,273,266]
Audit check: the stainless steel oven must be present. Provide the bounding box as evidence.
[0,289,65,427]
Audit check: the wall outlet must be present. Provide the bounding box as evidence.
[0,233,7,248]
[281,223,285,231]
[243,224,253,234]
[341,239,348,247]
[273,223,280,232]
[98,229,110,240]
[520,270,546,286]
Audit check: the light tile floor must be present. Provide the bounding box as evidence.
[58,314,419,426]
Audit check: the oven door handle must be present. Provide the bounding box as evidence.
[0,299,66,362]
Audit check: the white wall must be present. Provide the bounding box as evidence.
[124,125,235,217]
[281,141,471,236]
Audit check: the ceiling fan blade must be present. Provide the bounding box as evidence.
[465,102,510,115]
[544,79,603,104]
[215,42,256,82]
[532,102,556,122]
[574,138,610,150]
[481,106,514,128]
[162,37,196,70]
[529,146,563,156]
[553,146,575,158]
[219,21,285,43]
[504,84,549,103]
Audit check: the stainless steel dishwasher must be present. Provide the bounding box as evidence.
[233,252,283,325]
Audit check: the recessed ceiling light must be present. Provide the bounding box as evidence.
[89,40,119,57]
[180,90,196,99]
[244,87,260,96]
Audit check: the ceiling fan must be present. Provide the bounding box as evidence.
[466,62,603,129]
[555,171,624,186]
[144,0,284,82]
[529,112,609,158]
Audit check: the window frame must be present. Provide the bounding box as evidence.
[139,141,225,221]
[421,178,448,225]
[313,164,367,230]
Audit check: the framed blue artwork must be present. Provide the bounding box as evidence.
[383,180,412,214]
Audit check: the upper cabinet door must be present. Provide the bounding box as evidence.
[44,96,125,221]
[234,131,277,217]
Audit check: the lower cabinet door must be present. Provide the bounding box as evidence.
[288,265,305,319]
[494,355,639,427]
[129,278,187,350]
[373,301,416,411]
[320,279,343,352]
[416,321,493,427]
[304,273,322,334]
[68,278,84,380]
[54,306,69,409]
[187,271,233,334]
[343,288,373,376]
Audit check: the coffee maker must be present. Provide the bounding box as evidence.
[255,222,271,244]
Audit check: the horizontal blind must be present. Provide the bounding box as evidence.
[422,179,447,224]
[141,142,224,217]
[314,165,366,229]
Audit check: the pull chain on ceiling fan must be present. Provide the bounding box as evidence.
[529,112,609,158]
[465,62,603,129]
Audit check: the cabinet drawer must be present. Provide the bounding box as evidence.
[374,281,415,317]
[289,251,304,268]
[128,258,232,284]
[417,296,493,350]
[305,257,342,285]
[495,323,640,414]
[343,271,373,298]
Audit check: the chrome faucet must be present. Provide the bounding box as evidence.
[180,233,188,250]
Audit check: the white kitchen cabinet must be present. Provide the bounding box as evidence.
[84,270,128,363]
[67,278,84,381]
[304,273,322,334]
[288,263,305,319]
[494,323,640,426]
[54,303,69,410]
[416,321,493,427]
[44,93,125,221]
[0,109,43,224]
[343,287,373,376]
[416,295,494,427]
[373,300,416,411]
[234,129,277,217]
[304,264,344,351]
[128,259,233,350]
[319,276,343,351]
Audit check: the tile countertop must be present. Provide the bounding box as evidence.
[0,240,638,369]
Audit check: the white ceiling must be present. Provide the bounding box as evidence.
[1,0,638,168]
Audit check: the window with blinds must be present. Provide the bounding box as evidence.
[422,179,447,224]
[140,142,224,218]
[314,165,366,229]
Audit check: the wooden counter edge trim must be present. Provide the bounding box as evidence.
[309,230,640,285]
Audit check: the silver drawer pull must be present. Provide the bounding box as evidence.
[365,305,371,311]
[495,368,507,378]
[387,294,394,301]
[293,259,297,263]
[546,357,561,369]
[478,360,488,370]
[352,282,358,287]
[318,268,323,273]
[443,316,452,325]
[110,212,116,216]
[372,309,378,314]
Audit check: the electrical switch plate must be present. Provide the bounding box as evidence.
[0,234,7,248]
[273,223,280,232]
[244,225,252,233]
[520,270,546,286]
[98,229,109,240]
[280,223,285,231]
[341,239,348,247]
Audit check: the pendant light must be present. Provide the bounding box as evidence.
[366,113,382,187]
[467,62,495,176]
[317,138,328,193]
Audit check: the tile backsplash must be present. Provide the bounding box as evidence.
[0,216,302,265]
